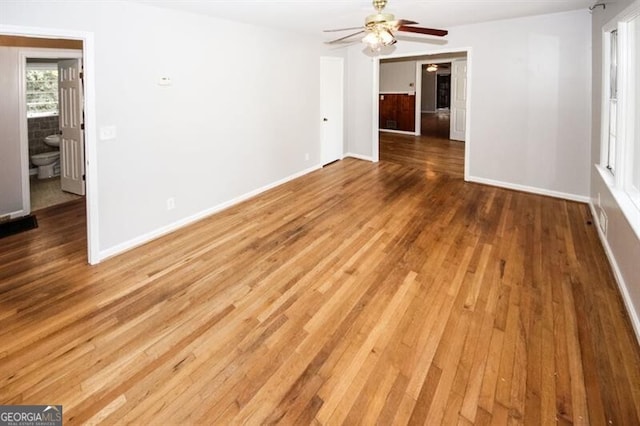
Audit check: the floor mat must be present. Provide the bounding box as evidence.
[0,215,38,239]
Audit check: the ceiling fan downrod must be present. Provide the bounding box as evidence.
[366,0,394,26]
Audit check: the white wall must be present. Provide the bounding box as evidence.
[590,0,640,340]
[0,47,25,217]
[1,1,324,258]
[346,10,592,200]
[379,60,416,93]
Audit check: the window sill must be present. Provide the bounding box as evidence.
[596,164,640,241]
[27,112,59,119]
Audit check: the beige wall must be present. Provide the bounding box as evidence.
[590,0,640,339]
[379,60,416,93]
[2,0,323,258]
[421,69,436,112]
[0,47,24,217]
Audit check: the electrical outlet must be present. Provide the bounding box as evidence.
[599,209,608,235]
[166,197,175,211]
[305,153,309,161]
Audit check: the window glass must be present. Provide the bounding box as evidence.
[26,64,58,117]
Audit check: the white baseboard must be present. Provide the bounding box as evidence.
[98,164,322,262]
[589,202,640,345]
[379,129,416,136]
[2,209,28,219]
[345,152,374,162]
[467,176,590,203]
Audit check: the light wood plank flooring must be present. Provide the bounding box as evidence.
[381,112,465,178]
[1,156,639,424]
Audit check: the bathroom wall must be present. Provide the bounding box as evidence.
[28,115,59,167]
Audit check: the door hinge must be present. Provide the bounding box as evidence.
[80,72,83,79]
[82,174,86,181]
[81,123,85,130]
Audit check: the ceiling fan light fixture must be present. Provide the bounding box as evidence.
[362,29,395,51]
[324,0,448,48]
[426,64,438,72]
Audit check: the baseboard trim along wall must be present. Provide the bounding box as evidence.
[344,153,374,162]
[589,202,640,344]
[6,209,27,220]
[379,129,416,136]
[98,163,323,262]
[467,176,590,203]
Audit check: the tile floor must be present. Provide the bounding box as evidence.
[30,175,82,211]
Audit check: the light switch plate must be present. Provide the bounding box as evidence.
[99,126,117,141]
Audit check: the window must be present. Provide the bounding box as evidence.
[600,1,640,231]
[626,14,640,210]
[606,30,618,173]
[26,63,58,117]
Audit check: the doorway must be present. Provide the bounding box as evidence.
[420,62,452,140]
[24,54,85,211]
[320,56,345,166]
[0,27,99,264]
[375,50,470,179]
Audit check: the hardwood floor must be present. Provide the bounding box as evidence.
[1,157,639,424]
[381,112,464,178]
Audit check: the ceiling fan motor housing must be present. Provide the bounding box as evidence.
[365,12,395,26]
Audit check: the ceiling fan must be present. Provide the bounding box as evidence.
[324,0,448,51]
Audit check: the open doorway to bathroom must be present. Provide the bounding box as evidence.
[12,38,86,212]
[26,57,83,210]
[0,28,98,264]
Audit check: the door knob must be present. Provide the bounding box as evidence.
[323,118,328,122]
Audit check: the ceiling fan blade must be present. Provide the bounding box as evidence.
[325,30,365,44]
[398,26,448,37]
[323,26,364,33]
[394,19,418,26]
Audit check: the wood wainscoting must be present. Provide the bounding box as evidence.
[379,93,416,132]
[1,159,639,424]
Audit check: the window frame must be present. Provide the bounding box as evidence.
[599,0,640,236]
[623,15,640,212]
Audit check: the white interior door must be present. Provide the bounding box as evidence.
[450,59,467,142]
[320,56,344,165]
[58,58,85,195]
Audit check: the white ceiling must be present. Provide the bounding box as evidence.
[133,0,593,39]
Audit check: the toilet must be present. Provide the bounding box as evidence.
[31,151,61,179]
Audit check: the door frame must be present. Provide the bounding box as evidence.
[1,24,99,264]
[372,47,472,181]
[18,48,83,214]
